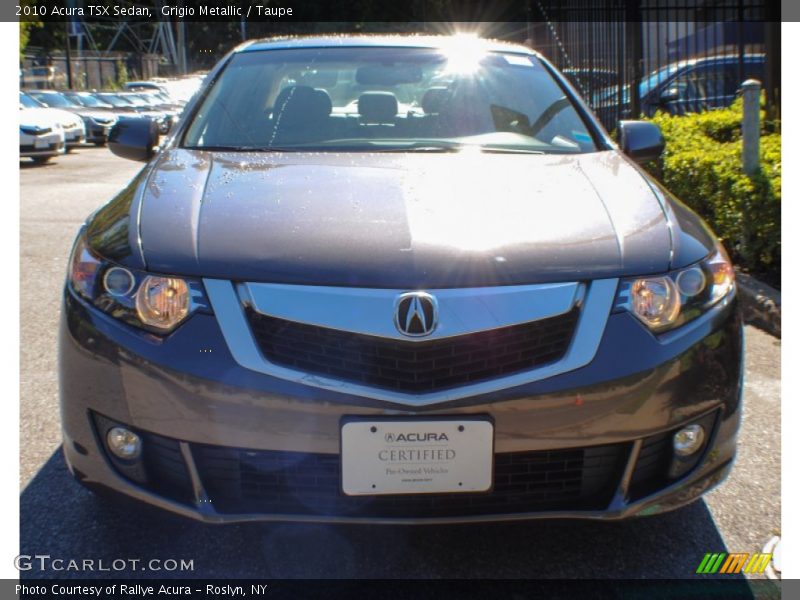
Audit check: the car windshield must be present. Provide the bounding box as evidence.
[19,92,44,108]
[70,94,113,109]
[97,94,131,107]
[134,93,159,106]
[30,92,76,108]
[183,43,598,153]
[121,94,149,107]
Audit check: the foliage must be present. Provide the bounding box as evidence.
[18,0,43,60]
[645,101,781,284]
[114,59,128,89]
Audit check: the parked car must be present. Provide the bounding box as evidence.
[62,90,116,111]
[93,92,171,133]
[561,67,618,94]
[20,65,66,89]
[26,90,117,146]
[594,53,765,124]
[61,36,742,524]
[128,92,182,125]
[158,74,206,105]
[20,91,84,151]
[124,80,171,97]
[19,98,65,164]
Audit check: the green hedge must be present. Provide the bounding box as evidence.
[645,98,781,284]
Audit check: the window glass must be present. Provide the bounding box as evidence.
[184,45,598,154]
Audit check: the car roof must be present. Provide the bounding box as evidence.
[241,35,537,56]
[670,53,765,70]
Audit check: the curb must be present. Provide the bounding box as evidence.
[736,269,781,338]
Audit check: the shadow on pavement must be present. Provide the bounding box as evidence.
[21,448,749,582]
[19,160,56,169]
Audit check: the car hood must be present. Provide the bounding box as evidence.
[19,107,61,128]
[121,148,677,288]
[78,109,117,122]
[135,109,166,118]
[21,106,80,128]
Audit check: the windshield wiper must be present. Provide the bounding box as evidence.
[183,145,303,152]
[373,146,462,153]
[184,142,550,155]
[479,146,546,155]
[366,141,463,153]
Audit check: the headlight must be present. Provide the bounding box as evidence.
[615,242,735,332]
[135,276,190,331]
[67,233,208,333]
[629,277,681,329]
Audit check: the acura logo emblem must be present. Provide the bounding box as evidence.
[395,292,438,337]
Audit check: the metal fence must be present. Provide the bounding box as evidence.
[20,53,161,91]
[527,0,779,131]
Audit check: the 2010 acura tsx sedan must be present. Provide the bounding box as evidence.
[59,35,743,524]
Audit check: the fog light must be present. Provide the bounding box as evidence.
[106,427,142,460]
[673,424,705,457]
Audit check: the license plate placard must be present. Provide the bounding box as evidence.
[341,418,493,496]
[34,139,49,149]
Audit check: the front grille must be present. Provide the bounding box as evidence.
[190,443,626,518]
[246,308,580,393]
[629,431,673,501]
[140,433,193,503]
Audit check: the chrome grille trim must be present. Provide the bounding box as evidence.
[204,279,618,406]
[238,281,585,341]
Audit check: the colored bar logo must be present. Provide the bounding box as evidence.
[696,552,773,574]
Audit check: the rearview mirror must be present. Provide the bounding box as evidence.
[355,64,422,85]
[108,117,158,161]
[618,120,665,164]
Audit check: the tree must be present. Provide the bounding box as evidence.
[19,0,43,60]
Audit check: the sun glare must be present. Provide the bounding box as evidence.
[441,33,487,75]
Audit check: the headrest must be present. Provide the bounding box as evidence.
[273,86,332,121]
[357,92,398,123]
[421,86,450,114]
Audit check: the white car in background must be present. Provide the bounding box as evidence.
[19,100,65,164]
[27,90,118,146]
[20,91,85,151]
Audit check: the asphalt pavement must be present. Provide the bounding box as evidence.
[19,147,781,584]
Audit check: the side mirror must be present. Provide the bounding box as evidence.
[618,120,665,164]
[659,87,681,103]
[108,117,158,161]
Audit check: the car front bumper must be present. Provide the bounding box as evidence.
[59,284,744,524]
[20,132,65,157]
[85,123,113,143]
[64,126,86,146]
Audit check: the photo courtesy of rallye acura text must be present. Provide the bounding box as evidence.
[60,35,743,524]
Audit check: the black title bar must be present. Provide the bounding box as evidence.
[5,578,785,600]
[7,0,785,23]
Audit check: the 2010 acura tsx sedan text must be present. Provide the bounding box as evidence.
[59,35,743,524]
